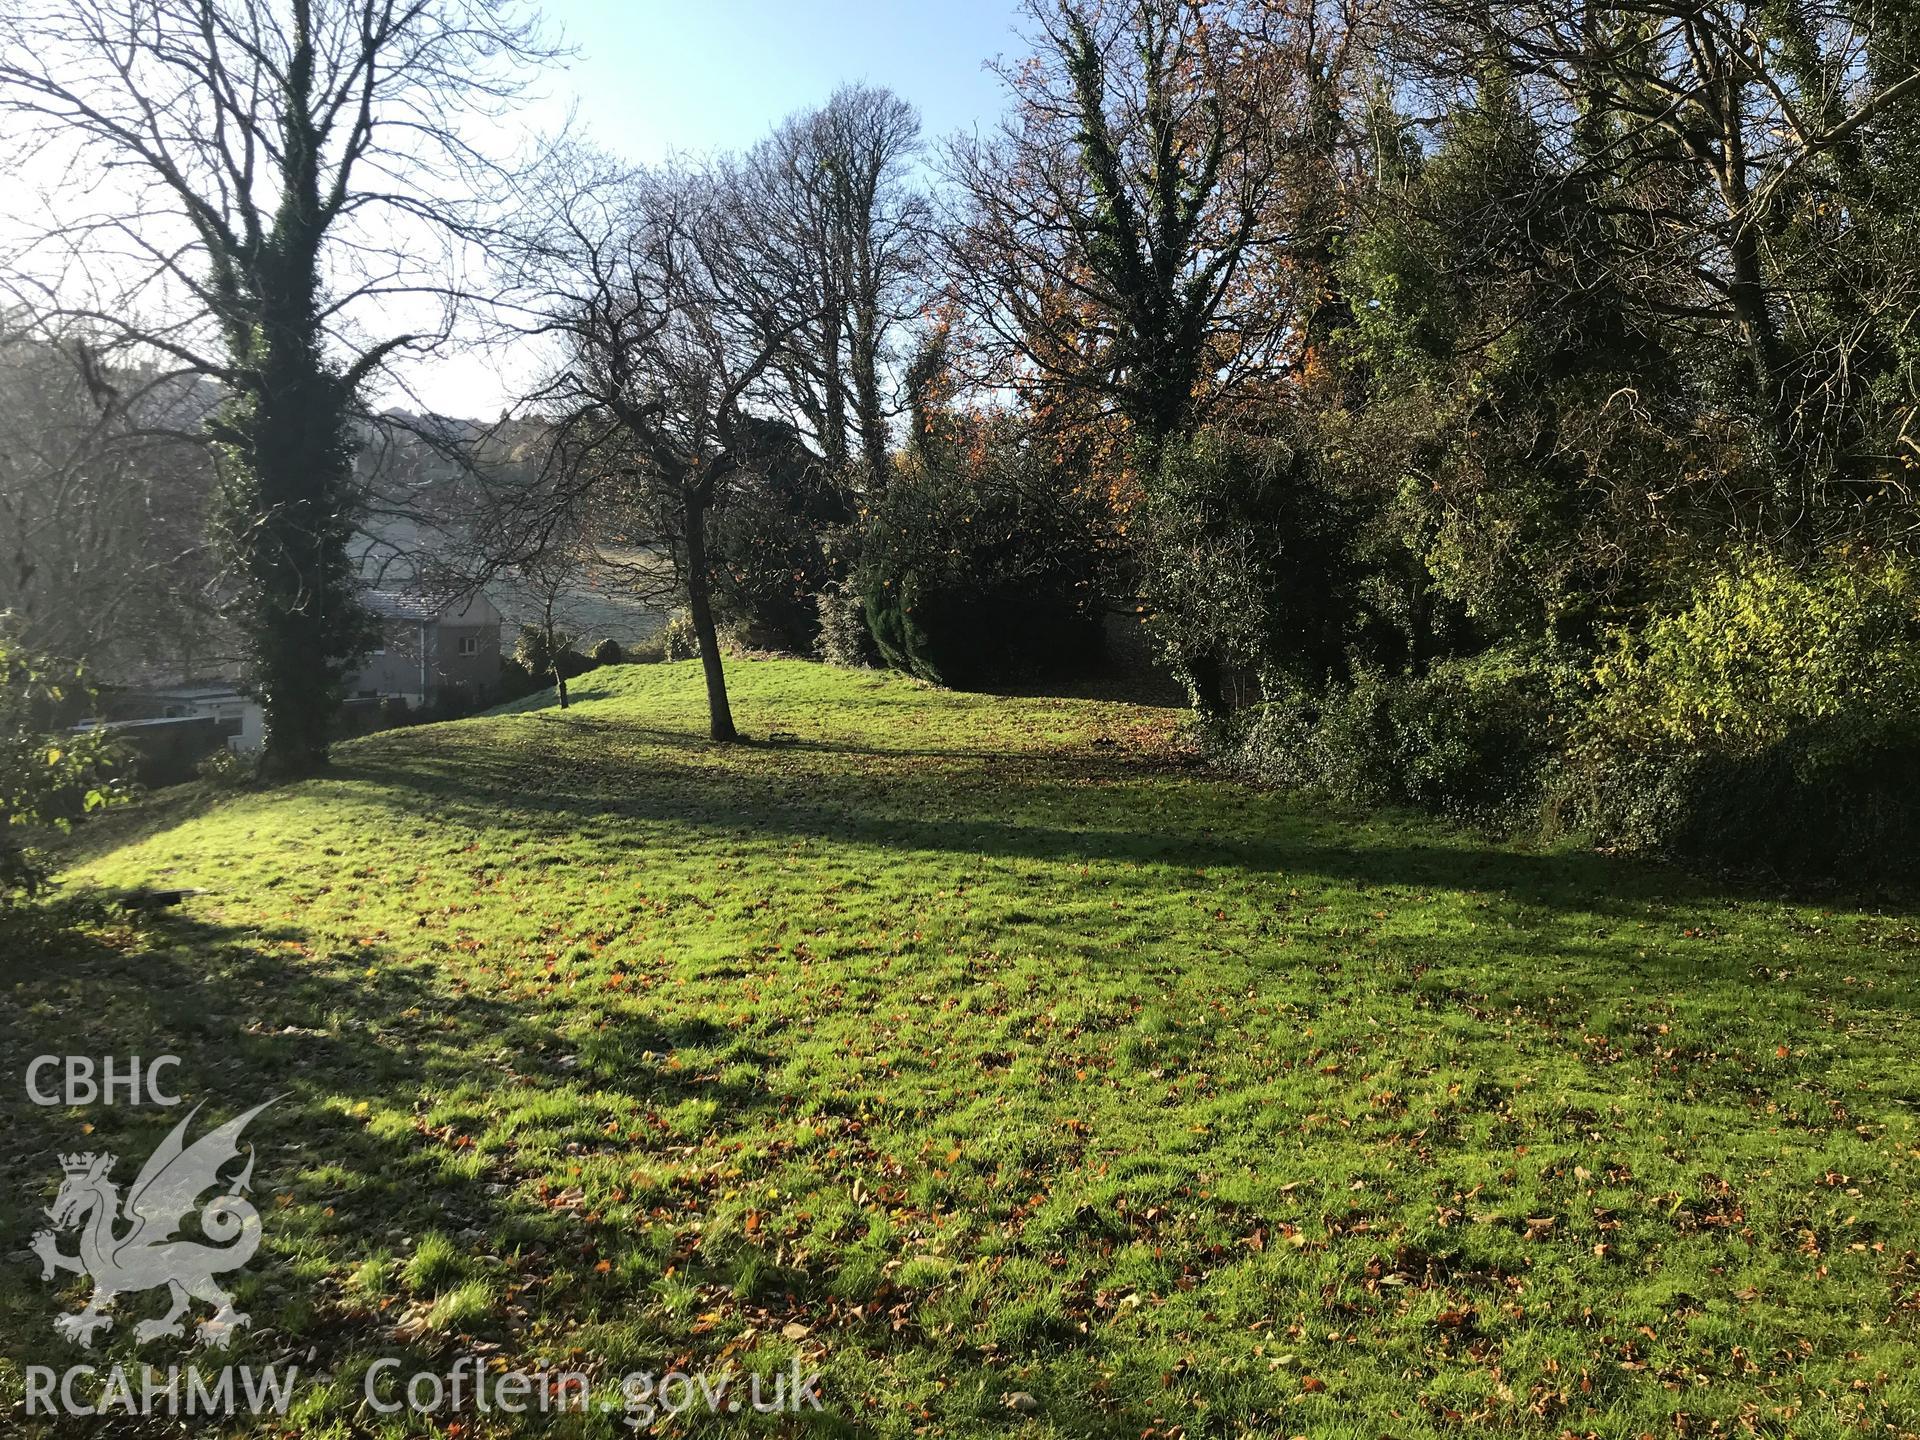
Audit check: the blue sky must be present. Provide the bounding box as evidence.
[552,0,1027,161]
[397,2,1030,412]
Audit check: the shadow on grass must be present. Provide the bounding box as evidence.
[322,736,1920,1040]
[333,742,1681,919]
[0,903,786,1431]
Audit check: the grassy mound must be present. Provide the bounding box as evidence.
[4,659,1917,1437]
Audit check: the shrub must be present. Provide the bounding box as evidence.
[625,630,668,664]
[814,580,874,668]
[512,624,595,683]
[1140,427,1359,706]
[708,420,852,652]
[194,747,257,788]
[857,433,1106,688]
[1,636,127,898]
[590,638,623,666]
[497,655,544,700]
[1561,551,1920,876]
[1585,551,1920,763]
[512,623,569,678]
[660,614,698,662]
[410,684,484,724]
[1220,645,1578,828]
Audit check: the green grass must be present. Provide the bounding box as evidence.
[3,657,1918,1438]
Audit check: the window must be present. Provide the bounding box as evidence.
[457,636,479,657]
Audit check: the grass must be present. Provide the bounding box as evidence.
[3,657,1918,1438]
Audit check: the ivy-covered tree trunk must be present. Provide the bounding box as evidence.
[210,4,372,779]
[217,322,370,778]
[0,0,550,778]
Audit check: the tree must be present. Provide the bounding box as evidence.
[1333,74,1685,656]
[0,322,222,674]
[942,0,1352,712]
[942,0,1291,453]
[502,155,807,742]
[1404,0,1920,504]
[0,0,554,776]
[514,524,591,710]
[735,85,928,495]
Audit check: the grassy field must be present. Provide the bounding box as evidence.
[3,658,1918,1438]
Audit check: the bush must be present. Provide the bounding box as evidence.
[1585,551,1920,763]
[590,637,623,666]
[512,623,569,677]
[660,614,699,662]
[857,433,1106,688]
[512,624,595,683]
[1219,645,1578,828]
[708,420,852,652]
[814,581,874,668]
[1,636,127,898]
[1141,427,1359,706]
[626,630,668,664]
[410,684,485,724]
[194,747,257,788]
[497,655,544,700]
[1561,551,1920,876]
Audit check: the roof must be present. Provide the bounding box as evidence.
[360,585,502,626]
[73,715,224,733]
[150,685,247,702]
[361,587,449,622]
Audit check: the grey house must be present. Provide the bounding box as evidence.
[349,588,504,705]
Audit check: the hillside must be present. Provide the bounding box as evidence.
[5,659,1918,1437]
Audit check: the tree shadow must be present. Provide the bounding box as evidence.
[331,742,1682,919]
[0,902,782,1432]
[15,697,1919,1435]
[319,735,1920,1043]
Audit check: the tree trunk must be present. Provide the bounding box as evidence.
[229,0,365,781]
[1719,78,1796,465]
[682,488,739,743]
[545,612,568,708]
[1184,652,1228,720]
[850,296,888,493]
[244,301,361,779]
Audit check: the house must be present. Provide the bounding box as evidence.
[152,684,265,753]
[348,588,504,706]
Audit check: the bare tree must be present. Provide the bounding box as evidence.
[0,320,222,674]
[0,0,555,775]
[500,153,806,743]
[735,85,928,495]
[516,526,591,710]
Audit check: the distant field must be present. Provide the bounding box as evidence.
[488,549,674,648]
[356,519,672,648]
[4,660,1917,1437]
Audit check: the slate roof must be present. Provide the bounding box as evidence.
[361,587,448,622]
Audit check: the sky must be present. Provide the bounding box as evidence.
[555,0,1025,163]
[396,0,1031,414]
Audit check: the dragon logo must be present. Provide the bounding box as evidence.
[31,1099,275,1349]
